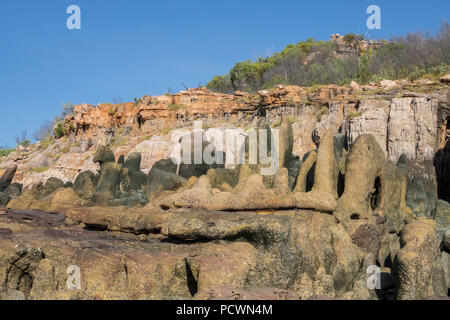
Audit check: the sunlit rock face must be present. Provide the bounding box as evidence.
[0,79,449,300]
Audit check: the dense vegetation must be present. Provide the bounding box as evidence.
[207,23,450,94]
[0,148,14,157]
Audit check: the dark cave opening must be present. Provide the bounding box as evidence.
[434,116,450,202]
[137,115,143,129]
[370,176,382,211]
[375,272,397,301]
[337,172,345,198]
[383,254,393,269]
[185,260,198,297]
[305,163,315,193]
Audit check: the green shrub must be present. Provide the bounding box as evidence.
[28,166,49,173]
[272,119,281,128]
[168,104,187,111]
[288,116,297,123]
[62,103,74,117]
[17,139,31,148]
[229,60,263,93]
[317,106,329,122]
[54,123,65,139]
[348,111,363,119]
[207,75,233,93]
[40,135,54,150]
[59,144,72,154]
[202,123,213,130]
[343,34,364,45]
[206,23,450,92]
[0,148,14,157]
[109,136,130,148]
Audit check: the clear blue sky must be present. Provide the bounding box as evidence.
[0,0,448,147]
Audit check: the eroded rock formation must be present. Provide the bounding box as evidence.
[0,78,449,300]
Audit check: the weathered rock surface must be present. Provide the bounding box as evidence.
[73,171,98,200]
[334,135,385,221]
[383,155,415,233]
[35,177,65,199]
[93,146,115,166]
[0,210,193,299]
[145,168,186,200]
[0,193,10,207]
[6,187,90,213]
[435,200,450,245]
[1,81,448,192]
[440,74,450,83]
[346,99,390,158]
[388,98,438,162]
[435,141,450,203]
[0,80,449,301]
[92,162,122,203]
[443,229,450,253]
[0,207,379,300]
[3,183,22,199]
[405,161,438,218]
[394,218,447,300]
[0,166,17,192]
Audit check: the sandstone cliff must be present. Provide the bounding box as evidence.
[1,79,448,197]
[0,76,449,300]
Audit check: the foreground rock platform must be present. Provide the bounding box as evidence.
[1,204,448,300]
[0,209,259,300]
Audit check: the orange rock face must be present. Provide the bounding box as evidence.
[62,85,355,140]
